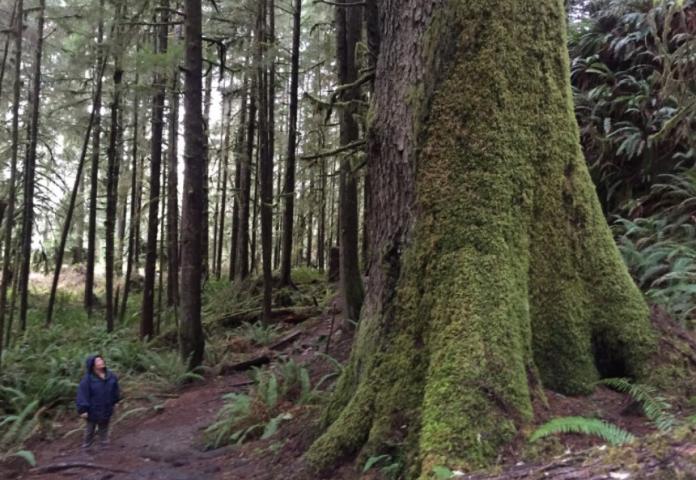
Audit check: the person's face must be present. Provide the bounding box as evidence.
[93,357,105,372]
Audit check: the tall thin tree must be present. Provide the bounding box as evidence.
[167,49,180,308]
[229,72,248,281]
[18,0,46,331]
[141,0,169,339]
[104,3,125,332]
[0,0,23,363]
[84,0,105,314]
[335,0,364,322]
[280,0,302,286]
[179,0,205,369]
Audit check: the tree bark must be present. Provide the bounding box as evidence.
[235,67,257,282]
[215,93,231,279]
[18,0,46,332]
[104,4,125,333]
[120,74,141,323]
[317,156,326,271]
[179,0,205,369]
[306,1,655,476]
[229,72,248,281]
[201,69,212,280]
[361,0,378,273]
[84,0,105,315]
[280,0,302,285]
[258,0,273,323]
[0,0,23,361]
[335,0,364,323]
[167,54,180,308]
[142,0,169,340]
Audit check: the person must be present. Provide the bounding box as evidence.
[75,354,121,450]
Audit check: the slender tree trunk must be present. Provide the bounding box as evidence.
[317,157,326,271]
[18,0,46,331]
[211,157,220,277]
[0,0,18,115]
[167,56,180,307]
[257,0,273,323]
[280,0,302,285]
[84,0,105,314]
[0,0,23,362]
[141,0,169,340]
[157,161,166,334]
[46,60,107,326]
[120,74,141,322]
[201,70,212,280]
[306,170,314,267]
[251,144,259,274]
[306,1,655,474]
[229,73,248,281]
[180,0,205,369]
[104,5,125,333]
[116,104,128,276]
[215,95,231,279]
[236,71,256,281]
[335,0,364,323]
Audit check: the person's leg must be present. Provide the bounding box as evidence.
[82,421,96,450]
[97,421,110,447]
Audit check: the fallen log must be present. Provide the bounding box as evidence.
[270,330,302,350]
[32,462,129,474]
[219,354,271,375]
[216,306,321,328]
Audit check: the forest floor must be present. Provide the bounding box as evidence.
[4,292,696,479]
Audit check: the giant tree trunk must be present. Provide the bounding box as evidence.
[179,0,205,369]
[18,0,46,331]
[335,0,364,323]
[306,1,655,476]
[142,0,168,339]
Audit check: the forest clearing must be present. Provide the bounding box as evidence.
[2,0,696,479]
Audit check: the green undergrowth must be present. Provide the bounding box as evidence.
[202,267,332,326]
[529,378,677,452]
[614,171,696,327]
[204,357,319,448]
[0,289,195,462]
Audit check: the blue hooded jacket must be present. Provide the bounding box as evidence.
[76,355,121,423]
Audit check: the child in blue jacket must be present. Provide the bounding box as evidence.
[76,355,121,449]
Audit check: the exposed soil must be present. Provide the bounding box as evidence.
[5,305,696,480]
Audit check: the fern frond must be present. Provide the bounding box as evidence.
[598,377,676,431]
[530,416,635,445]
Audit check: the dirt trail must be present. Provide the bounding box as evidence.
[20,372,248,480]
[9,305,352,480]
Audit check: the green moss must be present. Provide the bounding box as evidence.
[306,1,654,478]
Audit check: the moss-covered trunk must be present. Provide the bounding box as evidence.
[306,0,655,478]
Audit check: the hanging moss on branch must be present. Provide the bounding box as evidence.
[304,0,655,478]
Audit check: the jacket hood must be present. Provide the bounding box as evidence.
[85,354,105,374]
